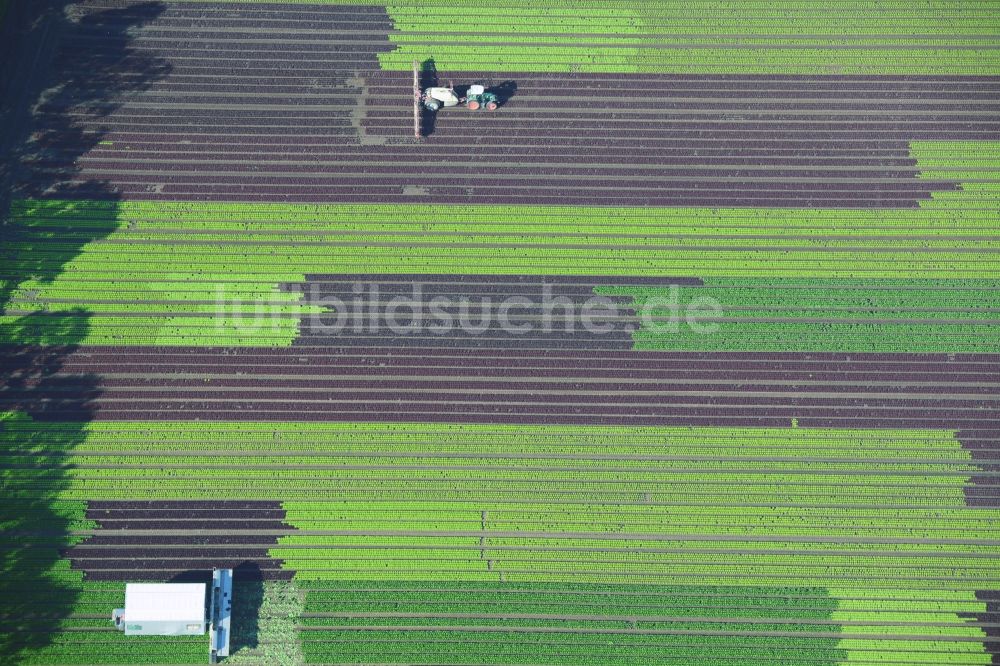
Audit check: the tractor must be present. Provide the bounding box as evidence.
[465,85,499,111]
[421,83,498,112]
[413,62,499,137]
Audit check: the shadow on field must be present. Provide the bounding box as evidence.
[489,79,518,107]
[167,562,266,661]
[0,1,169,662]
[229,562,266,656]
[418,57,438,137]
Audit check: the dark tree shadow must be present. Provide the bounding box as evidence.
[0,1,169,662]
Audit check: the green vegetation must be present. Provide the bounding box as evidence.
[167,0,1000,75]
[5,414,994,584]
[599,278,1000,353]
[296,582,998,665]
[0,199,315,346]
[2,416,983,501]
[226,581,305,666]
[300,581,845,665]
[375,0,1000,75]
[913,141,1000,181]
[273,421,996,665]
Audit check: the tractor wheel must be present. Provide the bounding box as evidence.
[486,101,498,111]
[467,100,480,110]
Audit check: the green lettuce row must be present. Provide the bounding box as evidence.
[15,234,1000,248]
[599,276,1000,352]
[170,0,1000,75]
[378,47,1000,75]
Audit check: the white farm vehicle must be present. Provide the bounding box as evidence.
[413,61,498,137]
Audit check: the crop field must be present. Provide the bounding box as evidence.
[1,0,999,665]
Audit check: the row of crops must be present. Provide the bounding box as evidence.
[599,278,1000,353]
[13,580,995,665]
[3,144,1000,347]
[158,0,1000,74]
[296,582,994,666]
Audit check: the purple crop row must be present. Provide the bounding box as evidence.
[33,405,1000,430]
[30,132,921,150]
[16,190,932,207]
[65,496,293,579]
[31,377,997,397]
[80,569,294,581]
[39,108,1000,124]
[24,173,950,193]
[49,145,920,161]
[86,509,287,520]
[33,345,1000,364]
[49,161,927,181]
[51,52,385,68]
[6,390,997,415]
[44,360,1000,384]
[65,534,285,546]
[77,519,290,530]
[5,382,996,411]
[32,125,1000,147]
[33,107,986,133]
[38,115,1000,133]
[63,35,390,52]
[71,153,918,169]
[96,78,1000,103]
[88,500,284,510]
[69,548,280,559]
[71,30,391,43]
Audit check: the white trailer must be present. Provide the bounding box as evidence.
[113,583,206,636]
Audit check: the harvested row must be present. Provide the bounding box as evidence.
[64,500,293,580]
